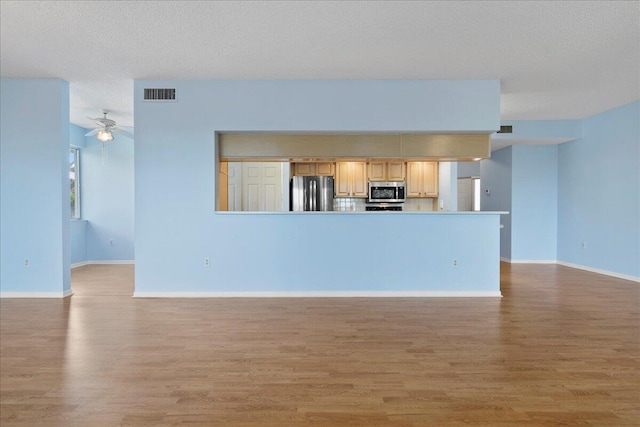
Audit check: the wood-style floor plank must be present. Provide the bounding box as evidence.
[1,263,638,426]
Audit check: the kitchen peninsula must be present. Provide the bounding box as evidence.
[183,209,506,297]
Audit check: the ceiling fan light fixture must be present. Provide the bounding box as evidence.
[97,128,114,142]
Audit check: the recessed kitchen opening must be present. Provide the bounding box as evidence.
[216,133,489,213]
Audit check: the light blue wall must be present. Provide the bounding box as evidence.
[0,79,70,293]
[511,145,558,261]
[480,147,512,260]
[134,79,501,292]
[70,123,86,148]
[458,161,480,178]
[480,102,639,277]
[494,119,582,141]
[70,219,87,264]
[82,133,135,261]
[558,101,640,277]
[484,118,581,257]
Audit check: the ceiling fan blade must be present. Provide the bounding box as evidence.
[112,128,134,139]
[85,129,99,136]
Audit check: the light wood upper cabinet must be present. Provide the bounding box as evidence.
[293,163,314,176]
[335,161,367,197]
[335,162,350,196]
[293,162,334,176]
[351,162,367,197]
[368,162,386,181]
[387,161,406,181]
[406,162,422,197]
[406,162,438,197]
[368,161,406,181]
[316,162,334,176]
[422,162,438,196]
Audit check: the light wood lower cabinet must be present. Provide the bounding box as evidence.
[407,161,438,197]
[292,162,334,176]
[368,161,406,181]
[335,162,367,197]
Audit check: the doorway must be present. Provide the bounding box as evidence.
[457,177,481,211]
[71,264,134,296]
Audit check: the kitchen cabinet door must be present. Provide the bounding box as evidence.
[335,161,367,197]
[315,162,334,176]
[293,163,315,176]
[422,162,438,197]
[387,162,406,181]
[406,161,438,197]
[369,161,406,182]
[368,162,386,181]
[351,162,368,197]
[406,162,423,197]
[335,162,351,196]
[293,162,334,176]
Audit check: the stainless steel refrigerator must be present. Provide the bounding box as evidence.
[290,176,334,211]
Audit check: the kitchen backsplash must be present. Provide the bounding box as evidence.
[334,198,435,211]
[403,198,435,211]
[334,198,367,211]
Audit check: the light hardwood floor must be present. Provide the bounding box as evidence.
[71,264,134,296]
[1,263,638,426]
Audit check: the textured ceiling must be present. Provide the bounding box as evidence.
[1,1,639,130]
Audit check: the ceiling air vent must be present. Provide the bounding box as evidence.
[143,88,176,101]
[497,125,513,134]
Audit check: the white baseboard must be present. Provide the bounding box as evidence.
[86,260,135,265]
[510,260,557,264]
[1,289,74,299]
[134,291,503,298]
[72,260,134,269]
[501,258,556,264]
[71,261,89,269]
[556,261,639,283]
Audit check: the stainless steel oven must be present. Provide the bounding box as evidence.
[365,204,402,211]
[368,181,406,203]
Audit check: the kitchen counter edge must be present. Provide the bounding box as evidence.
[215,211,510,215]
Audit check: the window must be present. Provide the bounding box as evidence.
[70,148,80,218]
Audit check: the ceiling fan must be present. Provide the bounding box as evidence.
[85,111,134,141]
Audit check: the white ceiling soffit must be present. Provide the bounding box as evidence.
[1,1,639,129]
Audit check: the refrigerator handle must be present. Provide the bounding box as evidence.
[311,180,316,211]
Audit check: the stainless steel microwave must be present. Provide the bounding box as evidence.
[368,181,406,203]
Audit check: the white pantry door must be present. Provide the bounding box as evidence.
[227,163,242,211]
[241,162,283,211]
[457,178,472,211]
